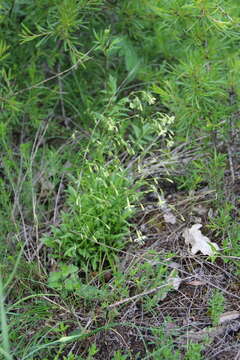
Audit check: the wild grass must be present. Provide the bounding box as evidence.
[0,0,240,359]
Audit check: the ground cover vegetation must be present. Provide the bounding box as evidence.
[0,0,240,359]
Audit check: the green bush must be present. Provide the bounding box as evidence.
[43,162,142,274]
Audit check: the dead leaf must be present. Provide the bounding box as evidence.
[192,204,208,216]
[187,280,206,286]
[158,195,177,224]
[219,311,240,324]
[183,224,219,256]
[168,261,181,270]
[208,208,214,219]
[163,211,177,224]
[167,269,182,290]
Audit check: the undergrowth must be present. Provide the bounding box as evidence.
[0,0,240,359]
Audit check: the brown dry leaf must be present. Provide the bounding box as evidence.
[187,280,206,286]
[183,224,219,256]
[219,311,240,324]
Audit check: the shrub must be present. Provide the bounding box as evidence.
[43,162,142,274]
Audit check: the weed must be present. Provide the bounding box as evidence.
[207,203,234,237]
[185,343,203,360]
[223,224,240,274]
[0,274,12,360]
[43,162,143,275]
[148,326,180,360]
[208,290,225,326]
[111,350,128,360]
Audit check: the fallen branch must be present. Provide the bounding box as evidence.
[107,283,170,309]
[107,276,190,309]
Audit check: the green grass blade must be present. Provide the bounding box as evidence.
[0,274,12,360]
[4,244,24,291]
[0,347,13,360]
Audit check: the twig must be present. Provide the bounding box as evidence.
[53,174,65,224]
[177,320,240,345]
[107,283,170,309]
[11,46,95,97]
[235,349,240,360]
[227,142,235,183]
[107,277,190,309]
[57,63,66,119]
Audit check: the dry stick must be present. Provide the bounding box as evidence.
[30,120,50,261]
[42,295,83,326]
[177,322,240,346]
[11,46,95,97]
[42,295,72,314]
[108,284,169,309]
[111,328,132,352]
[133,149,205,179]
[221,255,240,260]
[9,116,52,263]
[234,349,240,360]
[57,63,66,119]
[53,174,65,225]
[89,237,240,302]
[208,343,240,360]
[12,117,50,218]
[0,46,95,102]
[57,62,72,127]
[227,143,235,183]
[205,260,239,281]
[77,234,240,294]
[192,257,240,297]
[108,278,191,309]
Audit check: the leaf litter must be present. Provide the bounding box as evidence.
[109,175,240,359]
[183,223,219,255]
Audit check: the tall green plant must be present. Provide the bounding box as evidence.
[43,162,143,275]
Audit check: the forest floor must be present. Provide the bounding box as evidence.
[8,137,240,360]
[86,151,240,360]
